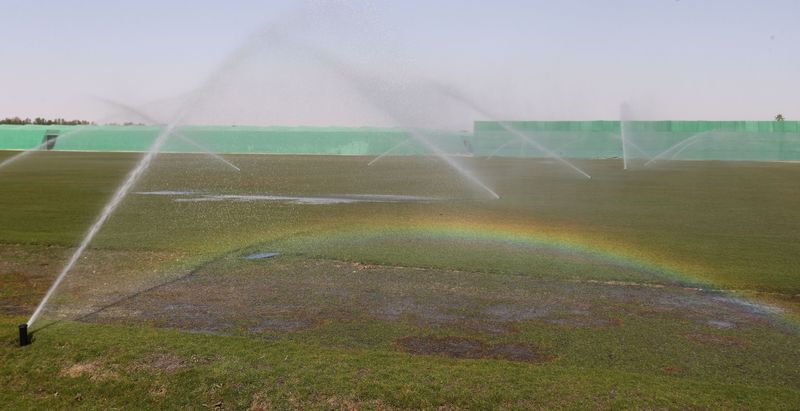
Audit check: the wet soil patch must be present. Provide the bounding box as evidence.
[244,252,280,260]
[39,253,785,339]
[0,244,71,315]
[395,336,554,363]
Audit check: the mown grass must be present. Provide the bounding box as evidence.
[2,317,799,409]
[1,150,799,408]
[3,151,797,293]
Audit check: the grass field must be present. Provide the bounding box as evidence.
[1,150,799,409]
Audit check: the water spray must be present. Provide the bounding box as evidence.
[25,122,179,329]
[368,138,412,166]
[0,125,93,172]
[290,39,501,199]
[94,97,241,171]
[433,85,591,179]
[644,131,714,166]
[619,104,631,170]
[486,138,521,160]
[624,138,653,161]
[20,1,352,340]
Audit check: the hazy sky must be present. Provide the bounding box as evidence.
[1,1,798,127]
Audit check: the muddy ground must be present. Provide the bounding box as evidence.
[28,249,784,340]
[5,242,800,390]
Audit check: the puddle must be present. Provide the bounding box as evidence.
[135,191,197,196]
[244,252,280,260]
[707,320,735,329]
[137,191,439,205]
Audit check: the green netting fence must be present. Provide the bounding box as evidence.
[473,121,800,161]
[1,121,799,161]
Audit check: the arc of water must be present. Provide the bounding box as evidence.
[644,131,713,166]
[1,100,242,174]
[552,135,580,152]
[26,122,178,327]
[486,138,521,160]
[0,125,93,172]
[94,98,241,171]
[290,41,499,199]
[619,104,636,170]
[433,86,591,179]
[25,4,374,327]
[170,134,242,171]
[669,135,710,160]
[495,121,591,178]
[620,120,630,170]
[402,127,500,198]
[26,5,357,327]
[624,138,654,160]
[26,90,249,328]
[367,138,412,166]
[494,135,588,160]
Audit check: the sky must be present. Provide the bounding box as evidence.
[1,0,798,128]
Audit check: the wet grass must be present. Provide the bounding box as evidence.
[1,150,800,408]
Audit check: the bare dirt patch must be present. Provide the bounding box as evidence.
[395,336,554,363]
[249,392,273,411]
[50,254,782,340]
[0,244,69,315]
[149,384,168,397]
[59,361,119,381]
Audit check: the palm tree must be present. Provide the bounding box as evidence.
[775,114,785,122]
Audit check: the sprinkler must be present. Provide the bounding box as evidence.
[19,323,30,346]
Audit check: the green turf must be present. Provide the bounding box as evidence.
[2,151,798,293]
[1,150,799,409]
[3,317,799,409]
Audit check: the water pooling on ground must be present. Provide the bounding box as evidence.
[136,191,442,204]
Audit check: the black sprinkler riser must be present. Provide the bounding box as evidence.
[19,324,30,346]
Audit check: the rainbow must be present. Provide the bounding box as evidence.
[274,216,799,328]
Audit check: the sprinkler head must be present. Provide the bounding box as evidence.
[18,324,30,347]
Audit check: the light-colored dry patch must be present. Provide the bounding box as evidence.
[320,395,395,411]
[250,392,273,411]
[59,361,119,381]
[350,262,381,271]
[149,384,168,397]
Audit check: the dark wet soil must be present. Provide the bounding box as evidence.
[0,245,70,316]
[41,253,785,339]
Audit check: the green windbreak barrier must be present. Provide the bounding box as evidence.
[0,125,471,156]
[473,121,800,161]
[2,122,799,161]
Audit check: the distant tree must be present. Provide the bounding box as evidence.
[775,114,785,122]
[1,116,92,125]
